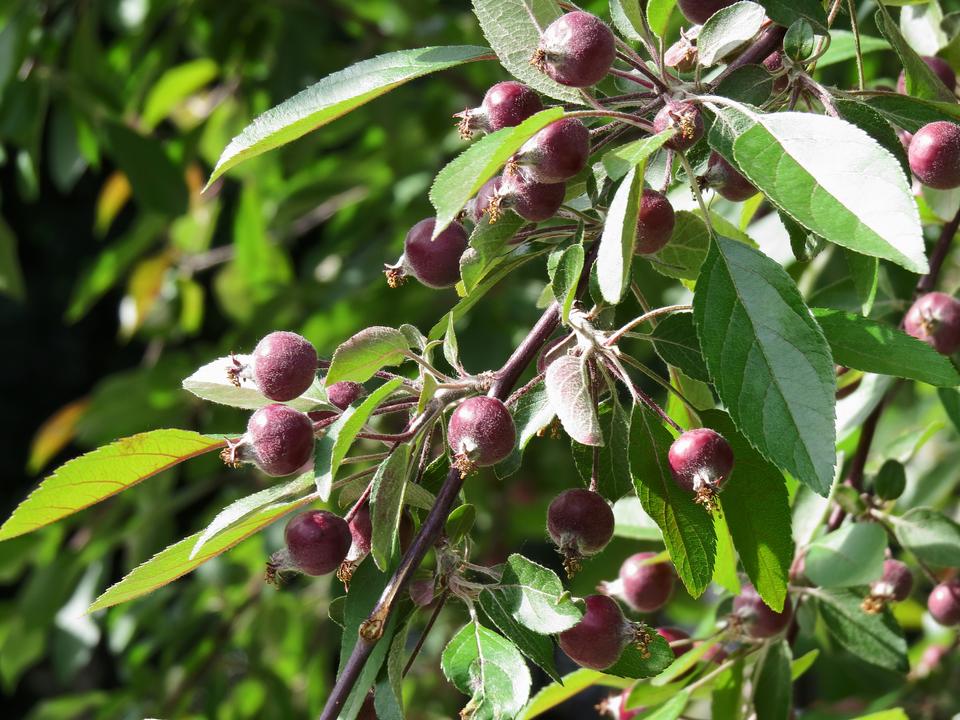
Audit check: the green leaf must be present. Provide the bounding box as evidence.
[638,691,691,720]
[813,308,960,387]
[326,327,410,384]
[938,387,960,433]
[714,65,774,105]
[546,355,603,446]
[693,236,836,496]
[370,445,412,571]
[471,0,581,104]
[713,510,742,594]
[610,0,646,42]
[709,106,927,274]
[626,681,690,713]
[875,4,955,102]
[601,129,675,182]
[712,658,744,720]
[460,212,524,294]
[514,382,556,450]
[647,210,710,282]
[818,31,889,68]
[430,108,563,237]
[446,504,477,545]
[755,0,826,27]
[697,2,767,67]
[208,46,491,184]
[650,313,709,382]
[598,166,644,304]
[866,93,960,133]
[0,216,24,300]
[814,588,909,673]
[182,357,325,411]
[704,411,793,611]
[629,405,716,596]
[442,622,532,720]
[654,637,721,686]
[754,641,792,720]
[88,494,314,612]
[141,59,218,131]
[844,249,879,316]
[569,400,633,499]
[604,632,675,679]
[0,430,223,542]
[891,507,960,567]
[647,0,677,38]
[834,99,911,178]
[494,554,581,633]
[791,649,819,680]
[104,123,187,217]
[518,669,627,720]
[551,243,584,324]
[805,522,887,588]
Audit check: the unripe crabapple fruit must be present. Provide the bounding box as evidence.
[904,292,960,355]
[533,11,616,88]
[732,583,793,639]
[616,552,675,612]
[547,488,615,576]
[284,510,352,576]
[387,218,469,289]
[327,381,365,410]
[249,331,318,401]
[702,152,757,202]
[455,81,544,138]
[897,56,956,95]
[513,118,590,183]
[635,190,676,255]
[447,396,516,472]
[653,101,704,152]
[908,121,960,190]
[474,174,567,224]
[763,51,789,95]
[928,580,960,626]
[871,559,914,602]
[668,428,734,508]
[222,404,315,477]
[676,0,735,25]
[558,595,632,670]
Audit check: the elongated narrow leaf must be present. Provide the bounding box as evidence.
[694,237,836,496]
[646,0,676,38]
[546,355,603,446]
[813,308,960,387]
[326,326,410,385]
[610,0,645,42]
[866,93,960,133]
[876,4,955,102]
[709,106,927,273]
[805,522,886,588]
[551,243,584,324]
[183,355,326,410]
[519,669,627,720]
[88,494,314,611]
[814,588,909,673]
[629,405,716,596]
[755,641,792,720]
[891,507,960,567]
[1,430,224,542]
[697,2,766,67]
[370,445,412,571]
[598,166,643,303]
[142,59,219,131]
[602,129,675,181]
[430,108,563,237]
[818,31,889,68]
[208,46,491,184]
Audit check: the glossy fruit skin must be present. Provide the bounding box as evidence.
[677,0,735,25]
[763,51,789,94]
[871,559,913,602]
[252,331,318,402]
[403,218,469,288]
[447,396,516,467]
[327,381,364,410]
[559,595,629,670]
[284,510,351,576]
[247,404,315,476]
[515,118,590,183]
[469,176,503,223]
[904,292,960,354]
[635,190,676,255]
[482,81,543,131]
[547,488,615,556]
[897,56,956,94]
[733,583,794,638]
[619,553,675,612]
[928,580,960,625]
[537,11,616,88]
[909,121,960,189]
[500,173,566,222]
[668,428,734,495]
[653,102,704,152]
[705,152,757,202]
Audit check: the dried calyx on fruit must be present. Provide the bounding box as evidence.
[558,594,654,670]
[601,552,675,613]
[386,218,469,289]
[897,56,956,95]
[677,0,735,25]
[547,488,615,577]
[732,583,793,639]
[447,396,517,475]
[862,559,914,613]
[470,174,566,224]
[908,121,960,190]
[653,101,704,152]
[221,404,316,477]
[665,31,698,73]
[338,503,415,583]
[266,510,351,583]
[904,292,960,355]
[228,331,318,402]
[532,11,616,88]
[511,118,590,183]
[667,428,734,508]
[455,81,543,139]
[928,580,960,626]
[700,152,757,202]
[635,189,676,255]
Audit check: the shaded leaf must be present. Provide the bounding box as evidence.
[805,522,886,588]
[370,446,413,570]
[650,312,709,382]
[814,588,908,673]
[755,641,792,720]
[891,507,960,567]
[546,355,603,446]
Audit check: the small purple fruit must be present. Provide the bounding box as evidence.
[242,404,315,477]
[904,292,960,355]
[668,428,734,507]
[653,101,704,152]
[677,0,735,25]
[547,488,615,576]
[456,81,544,138]
[635,190,676,255]
[871,559,914,603]
[928,580,960,626]
[763,51,789,94]
[702,152,757,202]
[534,11,616,88]
[327,381,365,409]
[251,331,318,402]
[908,121,960,190]
[732,583,793,638]
[498,173,567,222]
[513,118,590,183]
[618,552,675,612]
[391,218,469,289]
[284,510,352,576]
[897,56,956,95]
[656,627,690,658]
[559,594,631,670]
[447,396,516,471]
[357,691,377,720]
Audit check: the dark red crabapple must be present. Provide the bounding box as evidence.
[222,404,315,477]
[700,642,728,665]
[248,331,318,402]
[326,381,365,409]
[357,691,377,720]
[455,81,543,138]
[533,11,616,88]
[702,152,757,202]
[512,118,590,183]
[616,552,675,612]
[447,396,516,472]
[668,428,734,508]
[653,101,704,152]
[904,292,960,355]
[677,0,735,25]
[908,121,960,189]
[876,559,914,602]
[763,51,789,95]
[657,627,691,657]
[897,56,956,95]
[928,580,960,626]
[347,503,415,559]
[388,218,469,289]
[474,174,566,224]
[284,510,352,576]
[732,583,794,639]
[635,189,676,255]
[547,488,615,576]
[558,595,632,670]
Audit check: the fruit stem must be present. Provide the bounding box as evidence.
[614,50,667,93]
